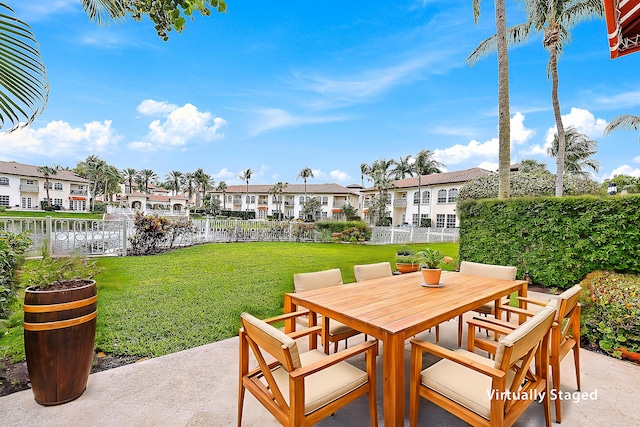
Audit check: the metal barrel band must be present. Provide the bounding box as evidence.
[23,295,97,313]
[23,311,97,331]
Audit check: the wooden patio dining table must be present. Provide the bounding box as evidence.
[284,270,527,427]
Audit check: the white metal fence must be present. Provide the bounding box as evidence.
[0,216,318,257]
[370,226,459,244]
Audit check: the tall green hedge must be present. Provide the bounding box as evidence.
[458,195,640,289]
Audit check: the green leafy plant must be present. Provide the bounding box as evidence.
[0,231,32,318]
[395,254,417,265]
[24,245,100,289]
[580,270,640,358]
[414,248,448,269]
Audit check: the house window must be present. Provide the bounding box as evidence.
[322,196,328,206]
[226,195,232,203]
[78,185,84,190]
[446,214,457,228]
[0,195,9,206]
[246,195,255,204]
[448,188,458,203]
[54,183,63,190]
[436,214,445,228]
[0,177,8,186]
[385,194,392,205]
[413,192,420,205]
[26,180,35,185]
[422,191,430,204]
[437,189,447,203]
[299,196,305,204]
[321,211,328,218]
[257,209,267,219]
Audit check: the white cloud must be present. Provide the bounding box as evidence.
[329,170,351,181]
[544,107,607,145]
[510,112,535,145]
[609,165,640,178]
[0,119,120,158]
[128,100,226,151]
[434,138,498,166]
[248,108,348,136]
[597,91,640,109]
[212,168,235,180]
[477,161,498,171]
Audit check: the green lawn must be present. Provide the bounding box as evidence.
[0,211,103,220]
[0,242,458,361]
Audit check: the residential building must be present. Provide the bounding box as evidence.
[360,167,494,227]
[0,161,90,211]
[209,183,360,220]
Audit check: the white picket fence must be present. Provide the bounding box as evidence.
[0,216,317,257]
[370,226,459,244]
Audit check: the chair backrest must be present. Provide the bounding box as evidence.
[240,312,301,371]
[554,284,582,321]
[293,268,343,293]
[459,261,517,281]
[354,262,393,282]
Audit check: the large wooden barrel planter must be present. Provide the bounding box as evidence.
[23,279,97,406]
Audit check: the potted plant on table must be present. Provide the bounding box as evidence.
[395,246,420,273]
[22,247,100,406]
[414,248,453,286]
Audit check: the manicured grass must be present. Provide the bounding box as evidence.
[0,242,458,361]
[0,211,102,219]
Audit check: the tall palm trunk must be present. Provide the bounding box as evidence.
[496,0,511,200]
[546,22,565,196]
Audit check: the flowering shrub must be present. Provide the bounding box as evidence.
[580,270,640,358]
[128,213,194,255]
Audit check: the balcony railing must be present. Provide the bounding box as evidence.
[19,184,39,192]
[70,190,88,196]
[393,199,407,207]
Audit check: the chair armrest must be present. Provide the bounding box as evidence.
[498,305,538,318]
[516,296,549,307]
[410,339,505,380]
[288,325,322,340]
[262,309,311,324]
[467,317,515,336]
[290,340,378,379]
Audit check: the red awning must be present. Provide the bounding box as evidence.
[605,0,640,59]
[70,196,86,201]
[257,206,268,210]
[332,209,341,213]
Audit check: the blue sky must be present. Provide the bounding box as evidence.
[2,0,640,187]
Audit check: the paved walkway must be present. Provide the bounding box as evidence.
[1,307,639,426]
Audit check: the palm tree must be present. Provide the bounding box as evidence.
[269,182,288,219]
[360,163,371,188]
[548,127,600,177]
[75,155,107,211]
[37,165,58,207]
[217,181,228,209]
[296,167,314,202]
[238,168,253,211]
[193,168,212,207]
[122,168,138,194]
[138,169,158,193]
[392,155,414,180]
[469,0,603,196]
[164,170,183,196]
[413,150,445,226]
[605,114,640,142]
[0,2,228,133]
[182,172,196,204]
[102,165,123,202]
[0,4,48,133]
[468,0,511,199]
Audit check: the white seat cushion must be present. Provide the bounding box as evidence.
[271,349,369,414]
[421,349,515,419]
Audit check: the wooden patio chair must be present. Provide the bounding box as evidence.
[353,261,393,282]
[469,284,582,423]
[238,311,378,427]
[455,261,517,347]
[409,304,556,427]
[294,268,364,354]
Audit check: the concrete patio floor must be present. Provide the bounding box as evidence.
[1,295,639,426]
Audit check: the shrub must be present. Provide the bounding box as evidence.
[580,271,640,358]
[0,232,32,318]
[24,245,100,289]
[128,213,194,255]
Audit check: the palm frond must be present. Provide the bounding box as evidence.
[604,115,640,134]
[0,4,48,132]
[561,0,604,29]
[467,23,532,65]
[81,0,127,26]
